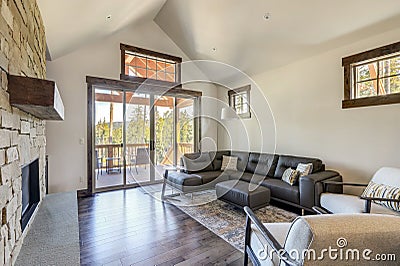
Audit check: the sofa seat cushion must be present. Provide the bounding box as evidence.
[262,179,300,204]
[239,172,267,184]
[224,170,245,180]
[192,171,223,184]
[320,193,400,216]
[166,172,202,186]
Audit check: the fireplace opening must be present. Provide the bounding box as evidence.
[21,158,40,232]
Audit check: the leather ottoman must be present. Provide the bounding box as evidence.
[216,180,270,210]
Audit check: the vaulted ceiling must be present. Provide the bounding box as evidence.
[37,0,167,60]
[155,0,400,76]
[38,0,400,76]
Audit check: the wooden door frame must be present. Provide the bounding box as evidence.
[79,76,202,197]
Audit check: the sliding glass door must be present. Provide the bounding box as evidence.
[94,89,125,189]
[93,87,198,191]
[125,92,151,184]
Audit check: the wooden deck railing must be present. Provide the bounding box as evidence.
[95,143,194,167]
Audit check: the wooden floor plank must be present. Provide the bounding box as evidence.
[78,187,243,265]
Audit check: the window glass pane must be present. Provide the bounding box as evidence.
[234,96,241,106]
[136,56,146,68]
[356,63,377,82]
[147,59,156,70]
[242,103,248,113]
[125,54,136,67]
[147,70,156,79]
[356,81,378,98]
[166,73,175,82]
[166,63,175,73]
[379,57,400,77]
[157,71,166,81]
[380,76,400,95]
[128,67,145,78]
[157,61,166,71]
[137,67,147,78]
[240,93,247,104]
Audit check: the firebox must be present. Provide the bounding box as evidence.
[21,158,40,231]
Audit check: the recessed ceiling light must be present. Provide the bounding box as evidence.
[263,13,271,20]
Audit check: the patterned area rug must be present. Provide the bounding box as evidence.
[151,189,298,251]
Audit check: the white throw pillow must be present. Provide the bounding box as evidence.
[296,163,313,177]
[221,155,238,171]
[282,168,300,186]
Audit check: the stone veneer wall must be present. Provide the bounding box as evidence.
[0,0,47,265]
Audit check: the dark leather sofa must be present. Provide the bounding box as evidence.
[165,151,342,212]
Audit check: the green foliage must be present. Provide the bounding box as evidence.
[95,105,194,165]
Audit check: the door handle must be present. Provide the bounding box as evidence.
[150,140,155,151]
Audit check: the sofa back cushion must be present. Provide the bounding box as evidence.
[182,152,213,173]
[371,167,400,187]
[274,155,324,179]
[209,150,231,170]
[245,153,278,177]
[230,151,250,172]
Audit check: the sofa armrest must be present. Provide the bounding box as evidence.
[323,181,368,187]
[299,170,342,209]
[312,206,332,215]
[357,196,400,213]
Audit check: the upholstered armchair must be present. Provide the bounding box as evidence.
[244,206,400,266]
[318,167,400,216]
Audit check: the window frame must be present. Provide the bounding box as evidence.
[120,43,182,84]
[228,85,251,118]
[342,41,400,109]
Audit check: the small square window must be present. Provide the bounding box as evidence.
[228,85,251,118]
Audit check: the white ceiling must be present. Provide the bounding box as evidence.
[155,0,400,76]
[37,0,166,60]
[38,0,400,75]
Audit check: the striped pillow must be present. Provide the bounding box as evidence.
[296,163,313,177]
[361,181,400,212]
[282,168,300,186]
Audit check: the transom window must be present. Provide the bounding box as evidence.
[228,85,251,118]
[120,43,182,83]
[342,41,400,108]
[124,52,176,82]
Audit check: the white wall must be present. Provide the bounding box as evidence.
[46,21,218,193]
[218,27,400,186]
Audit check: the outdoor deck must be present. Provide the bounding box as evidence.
[95,165,166,188]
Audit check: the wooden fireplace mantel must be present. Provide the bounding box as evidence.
[8,75,64,120]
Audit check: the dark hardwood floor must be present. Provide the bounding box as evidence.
[78,186,244,265]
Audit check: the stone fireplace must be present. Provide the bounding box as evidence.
[0,0,47,264]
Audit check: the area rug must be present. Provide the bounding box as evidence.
[150,189,298,251]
